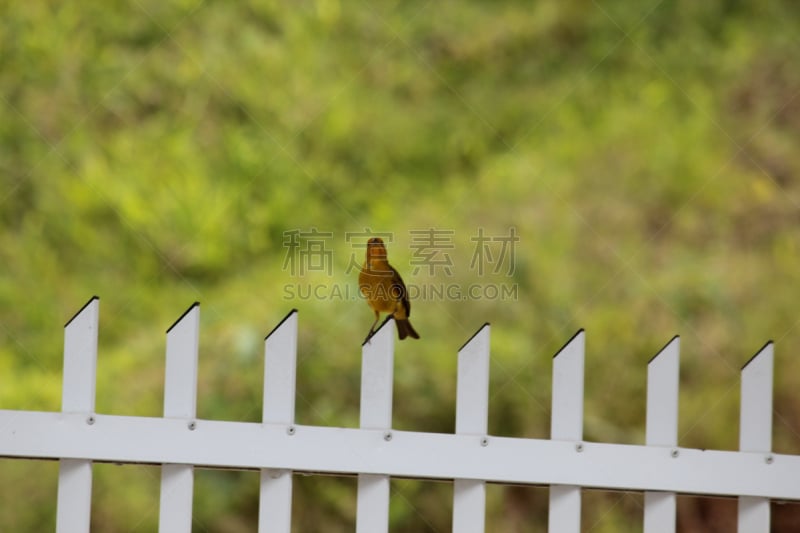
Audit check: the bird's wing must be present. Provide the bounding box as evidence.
[389,266,411,317]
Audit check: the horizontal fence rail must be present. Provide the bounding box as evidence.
[3,411,798,498]
[0,297,796,533]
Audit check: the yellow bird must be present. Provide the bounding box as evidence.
[359,237,420,343]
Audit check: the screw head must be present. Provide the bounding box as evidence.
[480,437,489,447]
[287,426,296,436]
[575,442,584,453]
[86,415,96,425]
[671,449,679,458]
[188,420,197,431]
[384,431,393,442]
[766,455,774,465]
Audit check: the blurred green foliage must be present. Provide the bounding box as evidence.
[2,0,800,531]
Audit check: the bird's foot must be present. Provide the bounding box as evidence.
[363,330,374,345]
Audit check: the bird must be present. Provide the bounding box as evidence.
[359,237,420,343]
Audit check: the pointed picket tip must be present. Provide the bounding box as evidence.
[359,312,395,428]
[64,296,99,328]
[265,309,299,340]
[741,340,774,371]
[459,322,490,352]
[166,302,200,333]
[62,296,99,414]
[456,322,490,435]
[648,335,680,365]
[553,328,585,359]
[361,316,394,347]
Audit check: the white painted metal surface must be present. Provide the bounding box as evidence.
[56,297,99,533]
[61,297,99,414]
[4,304,800,532]
[739,496,770,533]
[738,342,774,533]
[159,464,194,532]
[356,319,394,533]
[260,469,292,533]
[453,324,490,533]
[644,336,680,533]
[357,474,391,533]
[359,319,395,429]
[644,492,676,533]
[163,303,200,420]
[548,330,585,533]
[739,343,774,453]
[259,309,298,533]
[263,310,298,426]
[455,324,490,436]
[549,485,580,533]
[158,303,200,533]
[56,458,93,533]
[550,330,585,442]
[646,336,680,447]
[2,411,798,498]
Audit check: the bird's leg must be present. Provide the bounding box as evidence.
[364,311,381,344]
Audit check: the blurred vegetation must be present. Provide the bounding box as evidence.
[2,0,800,531]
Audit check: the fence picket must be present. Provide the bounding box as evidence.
[737,342,774,533]
[548,329,585,533]
[644,336,680,533]
[259,309,298,533]
[56,296,99,533]
[453,324,490,533]
[158,303,200,533]
[356,319,395,533]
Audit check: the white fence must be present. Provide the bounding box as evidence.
[0,296,797,532]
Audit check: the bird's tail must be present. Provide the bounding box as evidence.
[396,318,420,340]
